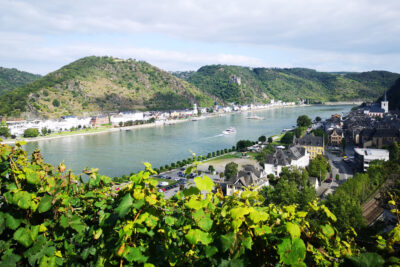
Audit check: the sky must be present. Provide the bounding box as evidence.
[1,0,400,75]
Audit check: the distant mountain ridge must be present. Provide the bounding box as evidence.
[0,56,214,118]
[1,57,399,119]
[0,67,41,95]
[174,66,400,104]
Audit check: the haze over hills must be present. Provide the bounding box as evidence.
[0,67,41,95]
[0,56,214,118]
[174,66,400,104]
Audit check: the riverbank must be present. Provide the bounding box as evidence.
[323,101,362,105]
[1,104,303,145]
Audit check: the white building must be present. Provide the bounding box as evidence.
[354,148,389,172]
[110,112,144,125]
[264,146,310,177]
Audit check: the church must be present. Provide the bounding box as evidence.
[363,91,389,118]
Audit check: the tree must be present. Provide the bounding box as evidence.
[307,155,330,181]
[255,144,275,166]
[294,127,303,138]
[258,135,266,143]
[236,140,252,152]
[41,127,48,136]
[23,128,39,138]
[280,131,294,145]
[52,99,60,107]
[224,162,238,180]
[315,116,322,122]
[297,115,312,127]
[389,142,400,164]
[268,136,273,143]
[208,165,215,173]
[0,122,10,138]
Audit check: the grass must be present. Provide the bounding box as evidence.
[202,153,241,164]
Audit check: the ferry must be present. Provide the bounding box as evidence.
[246,115,265,120]
[222,127,236,135]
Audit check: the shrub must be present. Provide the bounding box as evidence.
[23,128,39,138]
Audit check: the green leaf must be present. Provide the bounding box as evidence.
[69,215,86,232]
[194,176,214,192]
[0,253,21,266]
[321,205,337,222]
[124,247,149,263]
[14,227,33,248]
[38,195,52,213]
[164,216,177,226]
[183,186,201,196]
[205,246,218,257]
[277,238,306,265]
[5,213,21,230]
[132,199,145,210]
[321,224,335,238]
[0,213,5,235]
[185,197,206,210]
[185,229,212,245]
[220,232,235,252]
[115,193,134,218]
[230,207,250,220]
[286,222,301,240]
[13,191,32,210]
[26,168,40,184]
[192,210,213,231]
[346,252,384,267]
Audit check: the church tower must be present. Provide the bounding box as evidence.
[381,91,389,113]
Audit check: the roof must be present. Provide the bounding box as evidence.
[354,148,389,160]
[265,146,307,166]
[225,165,262,187]
[296,135,323,147]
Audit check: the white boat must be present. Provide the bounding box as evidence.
[246,115,265,120]
[222,127,236,135]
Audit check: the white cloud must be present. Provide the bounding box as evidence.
[1,0,400,72]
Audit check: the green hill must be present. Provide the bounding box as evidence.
[0,67,41,95]
[0,56,214,118]
[177,65,400,104]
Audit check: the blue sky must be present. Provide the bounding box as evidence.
[1,0,400,75]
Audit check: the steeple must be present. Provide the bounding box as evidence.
[381,90,389,113]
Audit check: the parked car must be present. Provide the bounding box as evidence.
[165,176,172,180]
[178,172,184,177]
[324,178,333,183]
[180,168,185,171]
[188,173,196,178]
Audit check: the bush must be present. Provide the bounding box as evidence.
[52,99,60,107]
[23,128,39,138]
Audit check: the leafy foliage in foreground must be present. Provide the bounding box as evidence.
[0,142,397,266]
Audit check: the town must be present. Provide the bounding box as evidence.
[151,93,398,228]
[0,100,296,139]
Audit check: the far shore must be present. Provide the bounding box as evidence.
[0,102,353,145]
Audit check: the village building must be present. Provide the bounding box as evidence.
[222,165,269,196]
[90,115,110,127]
[354,148,389,172]
[327,128,343,146]
[295,135,324,159]
[359,128,400,148]
[263,146,309,177]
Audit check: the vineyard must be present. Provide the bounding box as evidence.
[0,141,399,266]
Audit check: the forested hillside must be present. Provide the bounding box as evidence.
[0,57,214,118]
[0,67,41,95]
[175,66,400,104]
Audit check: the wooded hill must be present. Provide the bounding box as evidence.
[174,66,400,104]
[0,67,41,95]
[0,56,214,118]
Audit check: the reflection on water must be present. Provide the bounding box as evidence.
[25,105,352,177]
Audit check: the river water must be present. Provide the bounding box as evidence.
[25,105,353,177]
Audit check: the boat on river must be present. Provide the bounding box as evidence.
[222,127,236,135]
[246,115,265,120]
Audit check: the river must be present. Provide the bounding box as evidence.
[25,105,353,177]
